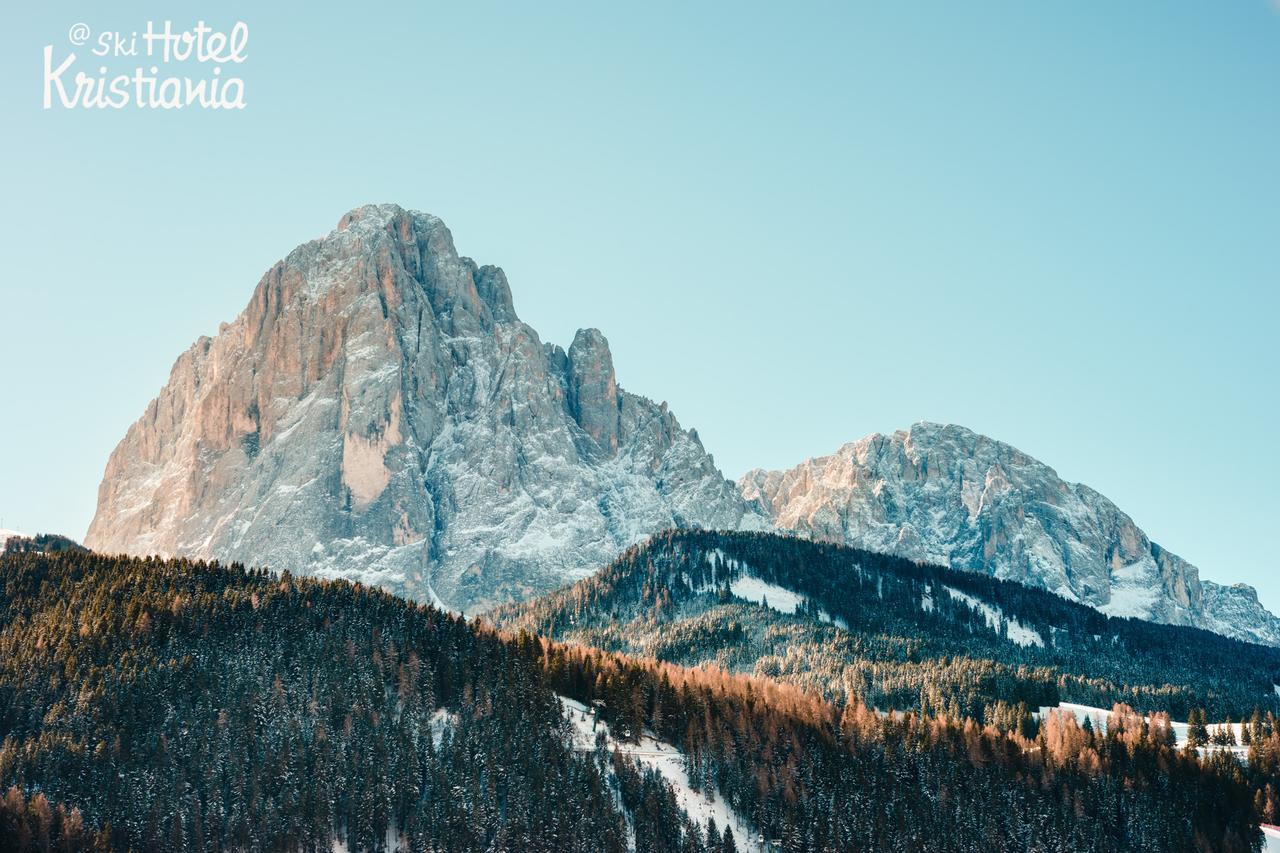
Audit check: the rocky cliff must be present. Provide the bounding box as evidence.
[740,422,1280,646]
[85,204,763,612]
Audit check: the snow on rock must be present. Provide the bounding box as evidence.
[943,585,1044,648]
[559,696,761,852]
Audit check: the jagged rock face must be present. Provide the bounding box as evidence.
[85,204,763,612]
[740,422,1280,646]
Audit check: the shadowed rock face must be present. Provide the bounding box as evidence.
[740,422,1280,646]
[85,204,764,612]
[567,329,621,454]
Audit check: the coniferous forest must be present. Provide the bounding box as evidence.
[495,530,1280,721]
[0,543,1273,851]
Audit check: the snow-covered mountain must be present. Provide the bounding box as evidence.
[85,204,763,612]
[82,205,1276,645]
[739,422,1280,646]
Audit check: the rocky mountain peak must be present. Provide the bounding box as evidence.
[85,205,762,613]
[741,421,1280,646]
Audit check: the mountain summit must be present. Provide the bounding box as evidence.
[740,422,1280,646]
[85,204,762,611]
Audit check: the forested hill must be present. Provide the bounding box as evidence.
[2,545,1269,850]
[493,530,1280,720]
[0,550,674,851]
[0,549,1267,852]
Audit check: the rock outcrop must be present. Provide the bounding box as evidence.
[85,204,764,612]
[740,422,1280,646]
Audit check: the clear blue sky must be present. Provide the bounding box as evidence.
[1,2,1277,609]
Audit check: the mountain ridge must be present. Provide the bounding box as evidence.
[739,421,1280,646]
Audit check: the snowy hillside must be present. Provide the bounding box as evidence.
[560,696,761,852]
[496,530,1280,729]
[703,549,847,629]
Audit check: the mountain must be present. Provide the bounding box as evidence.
[81,205,1271,645]
[739,422,1280,646]
[84,204,761,613]
[493,529,1280,720]
[0,547,1263,852]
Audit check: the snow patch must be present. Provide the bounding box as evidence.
[921,584,935,613]
[729,575,848,629]
[943,586,1044,648]
[729,574,804,615]
[429,708,459,748]
[704,551,848,629]
[330,828,405,853]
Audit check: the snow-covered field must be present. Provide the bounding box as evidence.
[559,695,761,852]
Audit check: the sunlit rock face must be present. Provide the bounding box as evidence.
[740,422,1280,646]
[86,204,764,612]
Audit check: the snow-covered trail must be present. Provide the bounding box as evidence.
[559,695,762,852]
